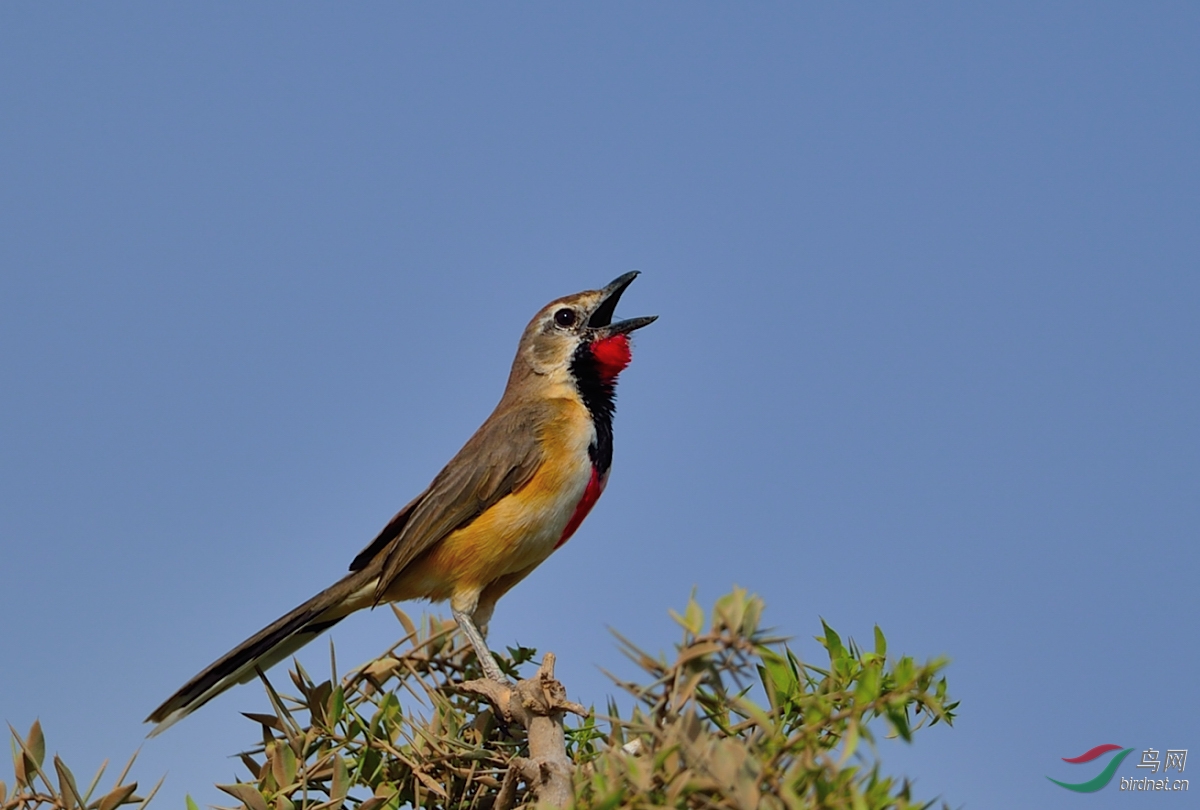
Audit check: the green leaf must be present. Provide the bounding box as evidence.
[55,756,82,810]
[277,741,297,787]
[758,652,797,708]
[886,707,913,742]
[873,625,887,658]
[820,619,846,661]
[669,592,705,635]
[329,685,345,726]
[369,692,401,739]
[741,593,764,636]
[854,663,882,704]
[217,783,268,810]
[713,586,748,632]
[330,754,349,803]
[27,720,45,769]
[185,795,201,810]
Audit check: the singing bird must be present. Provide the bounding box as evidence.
[146,273,656,734]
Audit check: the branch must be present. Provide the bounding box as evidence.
[459,653,585,809]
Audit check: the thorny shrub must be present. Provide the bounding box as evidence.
[2,720,159,810]
[4,589,957,810]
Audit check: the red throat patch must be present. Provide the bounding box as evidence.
[590,334,632,381]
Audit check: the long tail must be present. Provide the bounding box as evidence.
[145,567,379,736]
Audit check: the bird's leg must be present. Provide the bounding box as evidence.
[472,599,496,639]
[452,605,507,682]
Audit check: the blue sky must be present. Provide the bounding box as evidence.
[1,4,1196,808]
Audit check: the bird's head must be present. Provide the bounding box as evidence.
[511,272,657,389]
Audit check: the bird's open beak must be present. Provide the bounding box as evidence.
[588,271,658,337]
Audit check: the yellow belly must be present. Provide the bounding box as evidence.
[383,399,595,607]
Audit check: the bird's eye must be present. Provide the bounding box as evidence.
[554,308,577,327]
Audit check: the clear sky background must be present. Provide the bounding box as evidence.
[1,4,1197,809]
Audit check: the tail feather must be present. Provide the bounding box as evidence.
[146,569,378,736]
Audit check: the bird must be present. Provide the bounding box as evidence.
[145,272,656,735]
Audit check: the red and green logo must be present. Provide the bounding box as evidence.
[1048,744,1135,792]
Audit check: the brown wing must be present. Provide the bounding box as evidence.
[348,490,427,572]
[349,403,546,602]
